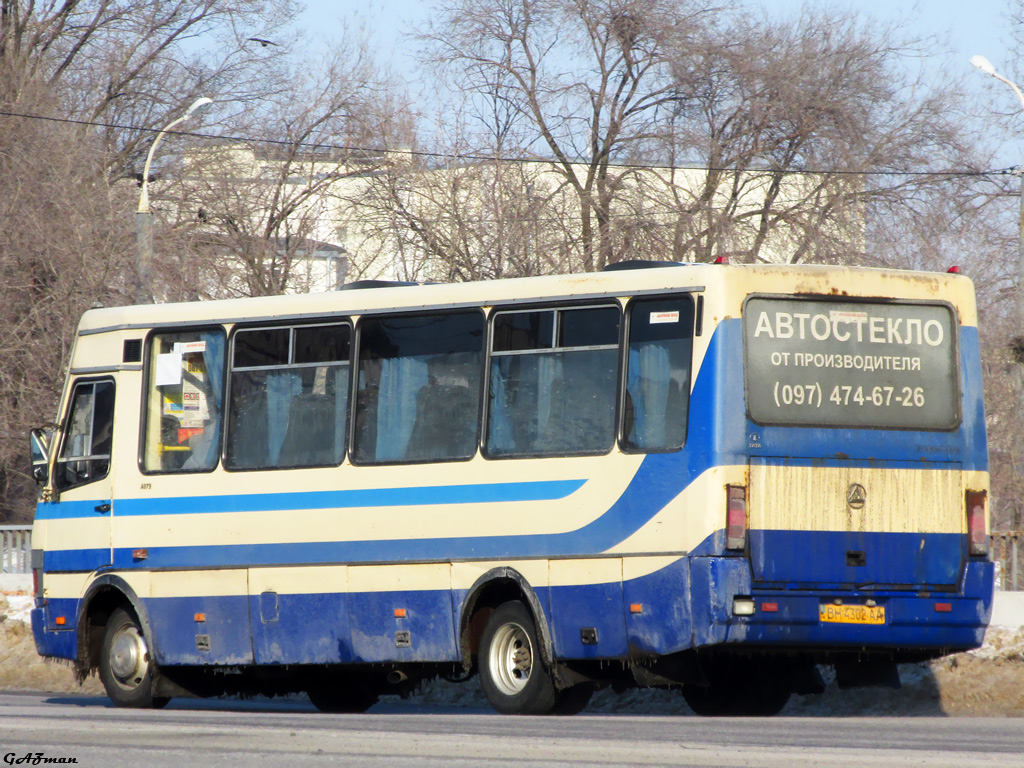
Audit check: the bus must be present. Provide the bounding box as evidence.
[28,261,992,715]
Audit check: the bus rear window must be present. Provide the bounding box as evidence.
[743,297,959,430]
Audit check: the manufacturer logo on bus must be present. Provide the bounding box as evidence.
[846,483,867,509]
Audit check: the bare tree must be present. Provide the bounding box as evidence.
[150,38,415,299]
[0,101,135,522]
[0,0,346,521]
[411,1,979,273]
[422,0,715,271]
[0,0,300,177]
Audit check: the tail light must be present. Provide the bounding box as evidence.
[726,485,747,551]
[31,548,44,600]
[966,490,988,557]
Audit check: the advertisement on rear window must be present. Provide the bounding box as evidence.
[743,297,959,429]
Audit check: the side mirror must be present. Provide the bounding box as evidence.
[30,427,53,485]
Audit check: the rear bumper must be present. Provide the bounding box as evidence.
[692,556,994,654]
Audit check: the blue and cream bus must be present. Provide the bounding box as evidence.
[28,262,992,715]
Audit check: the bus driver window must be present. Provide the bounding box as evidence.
[55,379,114,489]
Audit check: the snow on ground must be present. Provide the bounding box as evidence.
[2,594,1022,715]
[2,595,33,624]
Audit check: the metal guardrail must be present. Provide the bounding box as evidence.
[0,525,32,575]
[991,531,1022,591]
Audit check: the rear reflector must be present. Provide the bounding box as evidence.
[726,485,747,551]
[934,602,953,613]
[761,602,779,613]
[966,490,988,557]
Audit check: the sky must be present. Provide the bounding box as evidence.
[299,0,1013,68]
[298,0,1019,163]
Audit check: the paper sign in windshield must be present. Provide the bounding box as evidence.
[650,311,679,324]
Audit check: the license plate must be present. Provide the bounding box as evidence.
[819,603,885,625]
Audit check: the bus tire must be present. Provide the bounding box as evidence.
[681,684,735,716]
[479,601,558,715]
[99,607,169,709]
[682,683,790,717]
[741,686,790,716]
[307,683,379,713]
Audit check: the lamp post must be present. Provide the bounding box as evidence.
[972,55,1024,556]
[135,96,214,303]
[970,56,1024,351]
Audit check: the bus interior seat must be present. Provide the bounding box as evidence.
[534,375,566,453]
[406,383,477,460]
[538,368,614,454]
[229,388,269,467]
[277,392,337,466]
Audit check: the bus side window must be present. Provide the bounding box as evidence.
[225,323,351,471]
[621,296,694,453]
[353,311,484,464]
[55,379,114,490]
[486,305,620,458]
[142,330,225,473]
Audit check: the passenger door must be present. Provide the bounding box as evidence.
[45,379,116,590]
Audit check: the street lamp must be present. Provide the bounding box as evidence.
[135,96,214,303]
[970,56,1024,354]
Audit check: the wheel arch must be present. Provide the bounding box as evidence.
[457,567,554,672]
[75,574,155,678]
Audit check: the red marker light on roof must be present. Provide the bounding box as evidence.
[714,256,730,265]
[947,266,961,274]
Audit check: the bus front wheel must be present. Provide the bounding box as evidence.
[479,601,559,715]
[99,607,170,709]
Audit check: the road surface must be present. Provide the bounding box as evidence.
[1,691,1021,767]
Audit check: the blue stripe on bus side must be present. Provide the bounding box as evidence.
[44,548,110,572]
[35,479,589,521]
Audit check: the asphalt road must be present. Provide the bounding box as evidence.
[1,691,1022,768]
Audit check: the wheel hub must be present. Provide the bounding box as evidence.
[489,622,533,696]
[109,626,148,685]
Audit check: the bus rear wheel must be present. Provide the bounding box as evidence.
[479,601,559,715]
[99,607,170,709]
[682,683,790,717]
[307,683,379,713]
